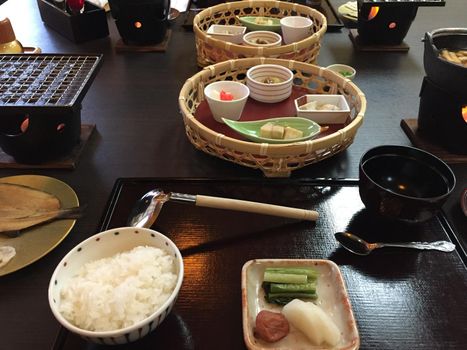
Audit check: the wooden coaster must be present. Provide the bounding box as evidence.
[115,30,172,53]
[0,124,96,169]
[400,119,467,164]
[349,29,410,52]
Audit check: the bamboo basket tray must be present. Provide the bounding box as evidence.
[193,1,327,67]
[179,57,366,177]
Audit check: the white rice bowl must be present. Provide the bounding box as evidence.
[48,227,184,345]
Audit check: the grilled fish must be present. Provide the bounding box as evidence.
[0,183,83,234]
[0,246,16,268]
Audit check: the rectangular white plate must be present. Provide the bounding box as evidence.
[206,25,247,44]
[295,95,351,124]
[241,259,360,350]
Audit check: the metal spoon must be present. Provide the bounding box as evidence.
[128,189,319,228]
[334,231,456,256]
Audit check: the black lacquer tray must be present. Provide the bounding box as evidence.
[53,178,467,350]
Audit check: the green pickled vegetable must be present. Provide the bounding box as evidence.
[270,282,317,293]
[339,70,352,77]
[262,266,320,305]
[266,292,317,305]
[265,267,319,280]
[263,271,308,284]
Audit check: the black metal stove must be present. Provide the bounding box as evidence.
[357,0,445,45]
[418,28,467,155]
[0,54,102,163]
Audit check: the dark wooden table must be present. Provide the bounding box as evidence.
[0,0,465,349]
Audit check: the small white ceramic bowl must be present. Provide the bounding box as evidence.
[48,227,184,345]
[207,24,247,44]
[280,16,314,44]
[242,30,282,47]
[204,81,250,123]
[295,94,351,124]
[326,64,356,80]
[246,64,294,103]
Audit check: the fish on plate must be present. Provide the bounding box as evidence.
[0,183,84,234]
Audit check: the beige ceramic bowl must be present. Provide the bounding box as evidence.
[242,30,282,48]
[246,64,293,103]
[48,227,184,345]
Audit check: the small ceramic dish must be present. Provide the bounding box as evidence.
[295,94,351,124]
[22,47,41,54]
[204,81,250,123]
[241,259,360,350]
[222,117,321,144]
[237,16,281,33]
[280,16,314,44]
[207,24,247,44]
[337,1,358,22]
[168,8,180,21]
[327,64,356,80]
[243,30,282,48]
[246,64,293,103]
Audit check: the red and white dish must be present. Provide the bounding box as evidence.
[241,259,360,350]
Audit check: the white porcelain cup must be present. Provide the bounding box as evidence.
[280,16,313,44]
[204,81,250,123]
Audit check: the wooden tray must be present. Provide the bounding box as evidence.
[194,86,347,141]
[52,178,467,349]
[400,118,467,164]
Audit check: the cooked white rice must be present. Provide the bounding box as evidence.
[58,246,177,332]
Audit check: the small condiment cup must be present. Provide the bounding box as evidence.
[326,64,356,80]
[280,16,313,44]
[204,81,250,123]
[242,31,282,47]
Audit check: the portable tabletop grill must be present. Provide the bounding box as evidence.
[418,28,467,155]
[0,54,102,163]
[357,0,446,45]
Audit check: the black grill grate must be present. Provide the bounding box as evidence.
[0,54,101,107]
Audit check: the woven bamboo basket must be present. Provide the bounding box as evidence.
[193,1,327,67]
[179,57,366,177]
